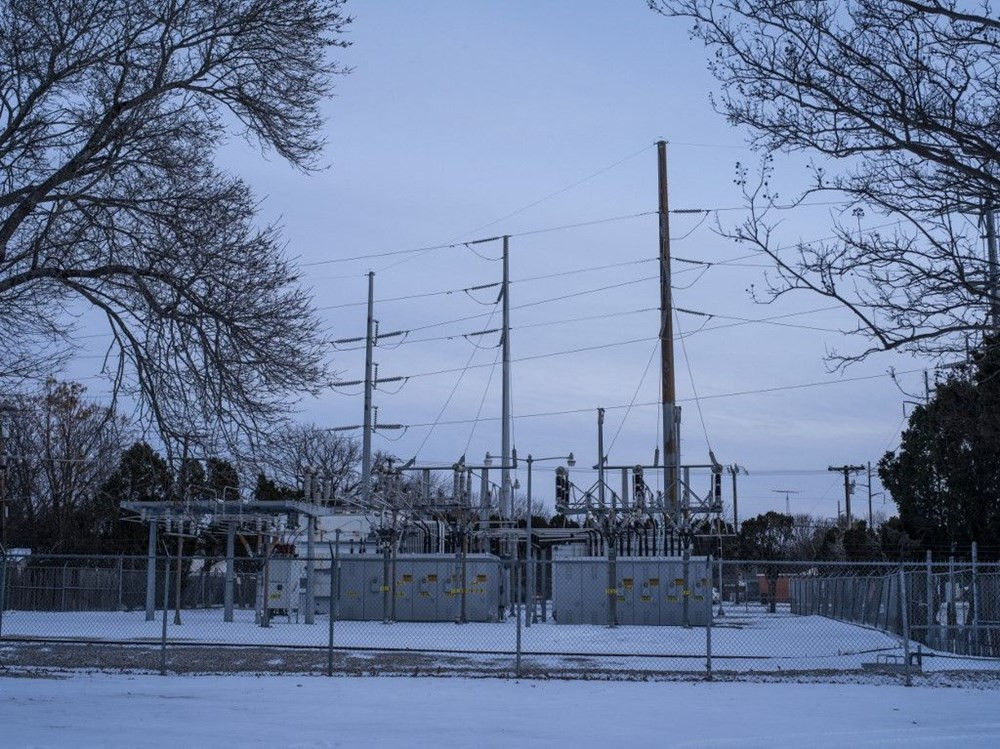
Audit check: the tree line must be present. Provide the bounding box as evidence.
[5,368,999,560]
[0,379,363,554]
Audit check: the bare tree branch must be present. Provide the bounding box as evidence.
[0,0,351,452]
[651,0,1000,362]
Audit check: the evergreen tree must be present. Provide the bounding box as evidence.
[880,340,1000,558]
[739,511,794,612]
[93,442,171,553]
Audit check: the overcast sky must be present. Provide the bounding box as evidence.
[72,2,939,522]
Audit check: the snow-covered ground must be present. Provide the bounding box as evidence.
[4,604,999,674]
[2,672,998,748]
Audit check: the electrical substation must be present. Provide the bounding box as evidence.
[122,142,727,630]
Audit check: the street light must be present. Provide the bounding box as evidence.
[525,451,575,627]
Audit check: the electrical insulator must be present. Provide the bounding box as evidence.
[302,466,313,501]
[452,463,464,505]
[633,465,645,504]
[555,466,569,513]
[713,468,722,511]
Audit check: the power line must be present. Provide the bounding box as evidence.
[329,303,862,360]
[300,199,877,270]
[360,275,660,339]
[514,275,658,312]
[515,306,658,332]
[320,258,659,312]
[301,211,656,269]
[677,305,846,335]
[404,336,657,381]
[513,257,656,284]
[395,367,926,428]
[675,310,713,455]
[606,339,659,455]
[331,307,659,351]
[463,344,503,458]
[412,300,503,459]
[451,143,656,239]
[317,280,500,312]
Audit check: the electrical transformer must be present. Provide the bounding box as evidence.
[315,553,503,623]
[552,556,712,626]
[258,556,304,619]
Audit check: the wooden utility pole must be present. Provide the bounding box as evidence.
[657,140,679,525]
[828,464,865,526]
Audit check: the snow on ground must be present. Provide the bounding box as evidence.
[1,672,998,748]
[4,604,999,673]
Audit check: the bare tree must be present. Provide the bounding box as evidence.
[650,0,1000,362]
[256,423,361,499]
[0,1,350,451]
[3,380,125,551]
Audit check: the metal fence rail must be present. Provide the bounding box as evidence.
[2,556,258,612]
[2,551,999,683]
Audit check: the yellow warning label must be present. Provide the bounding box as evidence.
[401,574,413,583]
[641,595,652,602]
[667,595,678,602]
[648,578,660,587]
[476,574,488,583]
[445,587,486,596]
[605,588,619,595]
[380,585,391,592]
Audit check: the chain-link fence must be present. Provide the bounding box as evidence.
[791,558,1000,659]
[3,550,999,683]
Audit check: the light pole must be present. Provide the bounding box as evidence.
[525,452,575,627]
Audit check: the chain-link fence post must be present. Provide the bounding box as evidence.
[900,566,912,687]
[705,557,713,681]
[925,550,934,650]
[716,554,725,617]
[515,557,523,678]
[327,531,340,677]
[160,554,170,676]
[947,552,957,629]
[972,541,980,655]
[145,522,157,621]
[540,555,548,623]
[0,547,6,639]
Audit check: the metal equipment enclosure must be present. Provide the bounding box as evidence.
[259,557,303,619]
[552,556,711,626]
[316,553,503,623]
